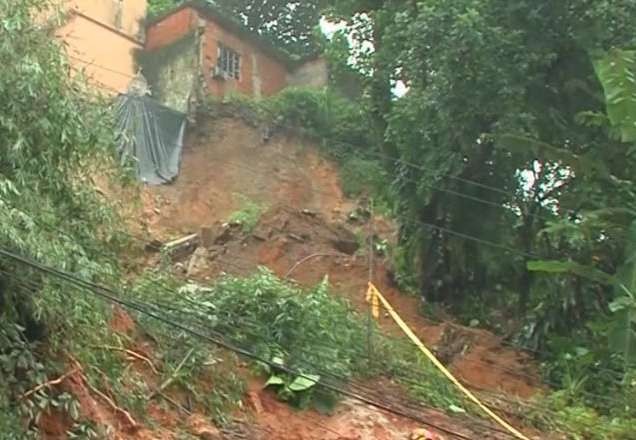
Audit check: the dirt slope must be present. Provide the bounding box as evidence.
[139,118,353,240]
[74,116,549,440]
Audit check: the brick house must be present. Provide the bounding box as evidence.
[140,0,328,113]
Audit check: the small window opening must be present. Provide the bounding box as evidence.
[216,44,241,80]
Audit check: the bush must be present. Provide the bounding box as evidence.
[263,87,372,148]
[228,196,265,233]
[132,269,466,412]
[0,2,129,435]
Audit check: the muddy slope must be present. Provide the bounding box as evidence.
[69,117,549,440]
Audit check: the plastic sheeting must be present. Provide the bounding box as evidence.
[115,94,187,185]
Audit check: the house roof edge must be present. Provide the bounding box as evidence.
[145,0,322,69]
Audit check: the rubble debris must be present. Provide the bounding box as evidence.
[162,233,200,260]
[187,247,211,277]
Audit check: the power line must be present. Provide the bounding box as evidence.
[7,178,628,386]
[31,268,614,438]
[1,265,625,414]
[0,248,495,440]
[3,269,528,439]
[68,54,136,79]
[8,185,627,384]
[1,279,616,440]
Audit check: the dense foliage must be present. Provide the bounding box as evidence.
[147,0,324,58]
[318,0,636,430]
[0,1,130,437]
[133,269,465,412]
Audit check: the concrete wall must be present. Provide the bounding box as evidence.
[59,0,147,94]
[288,58,329,89]
[66,0,147,38]
[143,34,200,113]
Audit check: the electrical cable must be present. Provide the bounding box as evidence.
[0,248,486,440]
[1,268,623,418]
[7,196,627,385]
[3,272,524,439]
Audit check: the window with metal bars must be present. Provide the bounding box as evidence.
[216,44,241,80]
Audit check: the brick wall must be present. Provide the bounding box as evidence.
[146,6,199,50]
[201,20,289,98]
[146,5,292,100]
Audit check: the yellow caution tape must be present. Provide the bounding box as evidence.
[366,285,381,319]
[366,283,531,440]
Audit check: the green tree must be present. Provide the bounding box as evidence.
[328,0,636,411]
[373,0,636,318]
[0,1,125,434]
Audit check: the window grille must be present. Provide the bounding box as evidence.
[216,45,241,80]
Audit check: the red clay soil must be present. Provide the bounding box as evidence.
[66,117,549,439]
[247,381,459,440]
[177,205,542,400]
[136,118,353,240]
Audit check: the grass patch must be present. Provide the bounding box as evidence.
[228,196,266,233]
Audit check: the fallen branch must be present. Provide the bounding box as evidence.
[157,391,192,415]
[20,368,80,401]
[84,377,138,430]
[162,233,200,259]
[147,347,195,400]
[67,355,138,431]
[93,345,159,374]
[163,233,199,250]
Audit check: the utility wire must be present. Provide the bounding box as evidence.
[2,269,524,439]
[8,191,627,384]
[1,267,624,413]
[8,190,627,384]
[68,54,136,79]
[0,248,487,440]
[0,278,608,440]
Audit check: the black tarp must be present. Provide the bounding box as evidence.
[115,94,186,185]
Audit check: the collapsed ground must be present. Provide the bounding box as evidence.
[50,116,550,440]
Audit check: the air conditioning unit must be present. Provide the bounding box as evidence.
[212,66,228,80]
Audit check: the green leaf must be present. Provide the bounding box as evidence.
[271,355,285,366]
[594,49,636,142]
[264,375,285,388]
[527,260,615,285]
[288,374,320,392]
[448,404,466,414]
[609,296,636,313]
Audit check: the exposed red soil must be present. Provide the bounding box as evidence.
[137,118,353,240]
[249,382,427,440]
[169,205,542,401]
[55,117,550,439]
[139,119,544,438]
